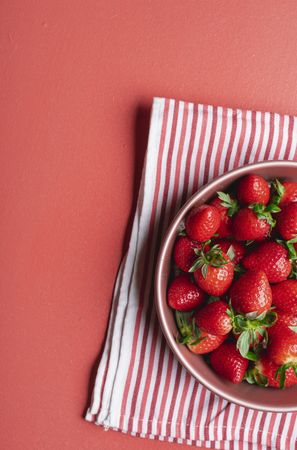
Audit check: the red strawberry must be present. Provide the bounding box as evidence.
[237,174,270,205]
[215,239,246,265]
[272,179,297,206]
[168,275,206,311]
[188,332,227,354]
[185,205,221,242]
[280,182,297,205]
[195,300,232,336]
[232,208,271,241]
[173,236,201,272]
[209,342,249,384]
[267,324,297,366]
[271,280,297,315]
[283,183,297,204]
[277,203,297,240]
[269,311,297,337]
[229,270,272,315]
[175,310,226,354]
[190,244,234,296]
[242,241,292,283]
[194,262,234,296]
[210,192,239,238]
[210,197,232,238]
[246,354,297,388]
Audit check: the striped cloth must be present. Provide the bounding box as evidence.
[86,97,297,450]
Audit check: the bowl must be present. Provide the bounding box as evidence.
[155,160,297,412]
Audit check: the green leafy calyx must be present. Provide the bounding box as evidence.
[249,203,279,228]
[271,179,285,205]
[245,367,268,387]
[175,311,205,346]
[189,243,229,278]
[217,191,239,217]
[232,309,277,358]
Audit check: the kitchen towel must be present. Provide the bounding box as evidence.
[86,97,297,449]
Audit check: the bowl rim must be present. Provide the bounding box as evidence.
[155,160,297,412]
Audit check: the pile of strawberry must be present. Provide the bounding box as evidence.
[168,174,297,388]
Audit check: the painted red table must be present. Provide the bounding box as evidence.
[2,1,297,449]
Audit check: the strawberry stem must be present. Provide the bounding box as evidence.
[232,309,277,357]
[217,191,239,217]
[249,203,279,228]
[189,243,229,278]
[271,179,285,205]
[174,311,204,345]
[245,367,268,387]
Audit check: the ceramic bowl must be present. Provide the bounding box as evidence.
[155,160,297,412]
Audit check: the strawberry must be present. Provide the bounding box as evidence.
[237,174,270,205]
[188,332,226,354]
[210,198,232,238]
[272,179,297,206]
[277,203,297,240]
[267,325,297,365]
[185,205,221,242]
[269,311,297,337]
[173,236,202,272]
[190,244,234,296]
[210,192,239,238]
[242,241,292,283]
[209,342,249,384]
[267,324,297,387]
[195,300,232,336]
[280,182,297,205]
[275,237,297,279]
[168,275,206,311]
[175,310,226,354]
[215,239,246,265]
[245,354,297,388]
[229,270,272,315]
[232,208,271,241]
[271,280,297,315]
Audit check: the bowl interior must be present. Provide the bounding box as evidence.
[155,161,297,412]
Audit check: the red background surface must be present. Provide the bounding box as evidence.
[2,1,297,449]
